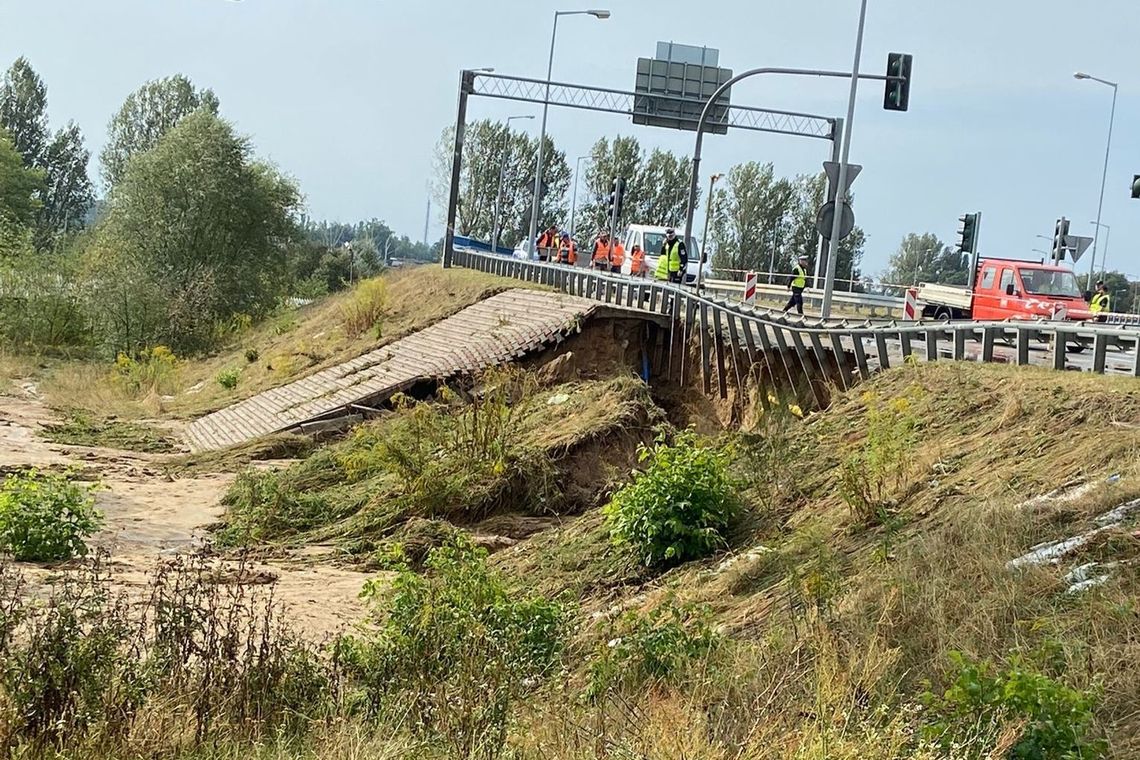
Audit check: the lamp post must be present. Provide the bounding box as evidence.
[1073,71,1118,290]
[569,155,590,241]
[527,9,610,257]
[491,114,534,253]
[1090,220,1111,279]
[697,173,723,293]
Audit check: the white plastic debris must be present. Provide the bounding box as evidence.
[546,393,570,406]
[1007,499,1140,571]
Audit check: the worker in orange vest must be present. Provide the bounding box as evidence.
[535,224,559,262]
[557,231,577,266]
[607,236,625,274]
[629,244,648,278]
[591,231,615,270]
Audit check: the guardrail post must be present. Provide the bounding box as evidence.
[1053,330,1069,371]
[1016,328,1031,366]
[1093,333,1109,375]
[850,332,871,380]
[712,308,729,399]
[1133,336,1140,378]
[726,314,747,393]
[829,332,850,391]
[899,329,912,361]
[874,332,891,370]
[953,328,967,361]
[699,303,713,394]
[982,327,996,363]
[925,329,939,362]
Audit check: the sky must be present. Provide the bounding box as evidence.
[4,0,1139,279]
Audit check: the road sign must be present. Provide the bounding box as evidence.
[1067,235,1093,263]
[815,201,855,241]
[823,161,862,196]
[634,43,733,134]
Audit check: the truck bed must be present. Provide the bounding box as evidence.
[917,283,972,309]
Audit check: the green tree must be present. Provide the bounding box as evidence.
[100,74,219,189]
[579,136,694,236]
[710,162,794,273]
[0,130,44,233]
[36,123,93,247]
[432,120,569,247]
[0,58,48,168]
[88,110,299,353]
[882,233,967,287]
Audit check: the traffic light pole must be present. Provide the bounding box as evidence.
[821,0,870,320]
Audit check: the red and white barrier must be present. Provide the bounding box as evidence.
[744,271,757,304]
[904,288,919,321]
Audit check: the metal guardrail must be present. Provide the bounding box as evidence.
[450,248,1140,388]
[702,279,904,318]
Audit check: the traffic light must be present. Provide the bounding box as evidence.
[607,177,626,220]
[883,53,913,112]
[1132,175,1140,199]
[1052,217,1070,262]
[956,213,979,255]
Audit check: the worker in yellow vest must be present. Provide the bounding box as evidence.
[782,255,809,315]
[654,228,686,283]
[1089,280,1111,322]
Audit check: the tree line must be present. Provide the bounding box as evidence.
[0,58,432,356]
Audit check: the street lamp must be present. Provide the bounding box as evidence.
[1073,71,1118,290]
[1090,220,1111,279]
[527,9,611,256]
[697,173,723,293]
[491,114,534,253]
[569,155,591,241]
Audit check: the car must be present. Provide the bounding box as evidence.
[620,224,710,284]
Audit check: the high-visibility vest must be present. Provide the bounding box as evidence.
[655,241,682,279]
[609,243,625,268]
[631,249,647,276]
[537,231,557,249]
[557,241,576,264]
[592,240,613,264]
[791,264,807,289]
[1090,292,1110,313]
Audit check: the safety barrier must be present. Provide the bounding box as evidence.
[450,247,1140,389]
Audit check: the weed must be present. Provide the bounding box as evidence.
[921,651,1108,759]
[0,470,102,562]
[339,535,570,758]
[216,469,332,546]
[111,344,178,397]
[587,599,722,700]
[341,278,388,337]
[603,430,737,568]
[839,387,922,524]
[244,348,260,363]
[216,368,241,390]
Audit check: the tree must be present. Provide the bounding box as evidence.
[36,123,93,247]
[882,233,968,287]
[0,130,44,231]
[431,120,569,247]
[0,58,48,168]
[579,136,694,235]
[88,110,299,353]
[100,75,219,189]
[710,162,794,273]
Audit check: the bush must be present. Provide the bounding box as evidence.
[921,652,1107,760]
[0,470,102,562]
[112,344,178,396]
[217,469,331,546]
[339,535,570,757]
[216,368,240,390]
[244,348,259,363]
[587,600,721,700]
[839,388,921,524]
[603,430,737,567]
[341,277,387,337]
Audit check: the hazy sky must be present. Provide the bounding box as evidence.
[5,0,1138,278]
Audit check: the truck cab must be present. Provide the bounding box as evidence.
[970,259,1092,322]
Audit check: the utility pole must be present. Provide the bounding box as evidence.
[423,198,430,246]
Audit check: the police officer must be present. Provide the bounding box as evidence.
[1089,280,1111,322]
[655,228,686,283]
[783,255,809,315]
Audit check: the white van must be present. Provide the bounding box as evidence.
[620,224,710,284]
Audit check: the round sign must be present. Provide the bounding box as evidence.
[815,201,855,241]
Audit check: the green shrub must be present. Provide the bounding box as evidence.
[216,367,240,390]
[838,388,921,524]
[0,471,102,562]
[244,348,259,363]
[921,652,1107,759]
[603,430,737,567]
[341,277,387,337]
[112,344,178,396]
[587,600,721,699]
[339,535,570,757]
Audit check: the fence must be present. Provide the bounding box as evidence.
[450,247,1140,392]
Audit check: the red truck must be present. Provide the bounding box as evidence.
[916,257,1095,322]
